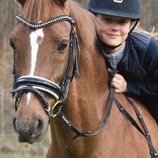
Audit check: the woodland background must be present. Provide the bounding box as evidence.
[0,0,158,157]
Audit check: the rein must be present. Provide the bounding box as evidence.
[12,13,158,157]
[55,70,158,157]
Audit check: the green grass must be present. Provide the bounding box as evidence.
[0,154,43,158]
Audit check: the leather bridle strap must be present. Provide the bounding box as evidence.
[55,80,115,141]
[56,70,158,157]
[57,86,158,157]
[60,26,80,100]
[114,97,158,158]
[16,13,76,30]
[13,86,51,118]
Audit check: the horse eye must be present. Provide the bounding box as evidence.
[57,40,69,53]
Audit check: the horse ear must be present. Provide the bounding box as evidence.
[55,0,67,6]
[16,0,27,7]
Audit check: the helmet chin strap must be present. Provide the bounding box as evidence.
[129,19,139,33]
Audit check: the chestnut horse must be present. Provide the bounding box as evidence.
[10,0,158,158]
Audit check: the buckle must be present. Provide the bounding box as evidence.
[50,100,63,118]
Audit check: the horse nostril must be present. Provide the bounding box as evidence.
[34,119,44,135]
[13,117,18,133]
[37,119,43,130]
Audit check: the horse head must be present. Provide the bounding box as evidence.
[10,0,81,144]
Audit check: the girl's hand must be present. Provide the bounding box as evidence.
[108,69,127,93]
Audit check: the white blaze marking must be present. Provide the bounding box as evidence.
[27,28,44,105]
[27,93,31,105]
[29,28,44,75]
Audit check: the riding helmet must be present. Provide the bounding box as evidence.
[88,0,141,20]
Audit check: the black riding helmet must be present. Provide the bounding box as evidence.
[88,0,141,20]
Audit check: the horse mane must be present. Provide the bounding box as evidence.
[67,1,97,48]
[20,0,97,48]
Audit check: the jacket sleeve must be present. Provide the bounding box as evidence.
[127,37,158,96]
[127,79,158,96]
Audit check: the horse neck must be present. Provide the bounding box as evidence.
[64,4,110,129]
[50,1,110,150]
[63,40,110,132]
[49,40,111,157]
[69,2,109,108]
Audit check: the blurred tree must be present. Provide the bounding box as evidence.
[140,0,158,32]
[75,0,87,7]
[0,0,17,92]
[0,0,18,110]
[0,0,17,60]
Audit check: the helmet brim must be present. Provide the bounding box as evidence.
[90,8,140,20]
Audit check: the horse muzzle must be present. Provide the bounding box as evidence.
[13,114,48,144]
[11,75,65,143]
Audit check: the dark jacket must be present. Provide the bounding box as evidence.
[99,32,158,121]
[104,32,158,98]
[118,32,158,97]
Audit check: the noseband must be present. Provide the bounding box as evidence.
[12,13,80,118]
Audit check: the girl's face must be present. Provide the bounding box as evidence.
[96,14,132,52]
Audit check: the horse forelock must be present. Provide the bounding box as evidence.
[68,1,97,49]
[21,0,68,22]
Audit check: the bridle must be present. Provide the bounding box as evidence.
[11,13,158,157]
[12,13,80,118]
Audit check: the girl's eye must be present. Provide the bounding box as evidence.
[57,40,69,53]
[101,17,130,25]
[103,18,113,23]
[118,19,129,24]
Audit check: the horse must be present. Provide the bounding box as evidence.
[10,0,158,158]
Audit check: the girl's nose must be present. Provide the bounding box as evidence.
[111,23,120,32]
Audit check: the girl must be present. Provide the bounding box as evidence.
[88,0,158,123]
